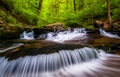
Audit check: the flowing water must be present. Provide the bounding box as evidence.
[20,28,120,42]
[39,53,120,77]
[0,28,120,77]
[20,31,34,40]
[0,47,120,77]
[37,28,120,43]
[100,29,120,39]
[0,47,99,77]
[38,28,87,43]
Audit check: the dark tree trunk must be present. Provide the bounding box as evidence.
[73,0,76,11]
[106,0,113,28]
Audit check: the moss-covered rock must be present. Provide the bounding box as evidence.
[0,24,24,39]
[46,22,65,31]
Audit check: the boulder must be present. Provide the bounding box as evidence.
[93,20,110,29]
[93,20,104,28]
[46,22,64,31]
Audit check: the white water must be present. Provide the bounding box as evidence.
[0,47,100,77]
[100,29,120,39]
[1,48,120,77]
[20,31,34,40]
[46,28,87,43]
[43,54,120,77]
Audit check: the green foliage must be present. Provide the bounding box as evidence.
[1,0,120,28]
[112,9,120,20]
[0,7,24,27]
[0,9,16,24]
[111,0,120,20]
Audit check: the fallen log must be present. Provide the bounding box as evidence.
[0,43,24,53]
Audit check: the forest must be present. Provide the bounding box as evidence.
[0,0,120,29]
[0,1,120,77]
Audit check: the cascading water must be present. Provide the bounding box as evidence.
[20,31,34,40]
[0,47,99,77]
[1,28,120,77]
[0,47,120,77]
[40,54,120,77]
[45,28,87,43]
[100,29,120,39]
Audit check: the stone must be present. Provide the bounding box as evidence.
[46,22,64,31]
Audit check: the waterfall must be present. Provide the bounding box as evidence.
[40,54,120,77]
[100,29,120,39]
[0,47,100,77]
[0,47,120,77]
[45,28,87,43]
[20,31,34,40]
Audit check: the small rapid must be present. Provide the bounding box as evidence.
[20,31,34,40]
[45,28,87,43]
[100,29,120,39]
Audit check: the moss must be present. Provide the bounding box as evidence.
[0,24,24,39]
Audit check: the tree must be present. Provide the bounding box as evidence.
[35,0,43,25]
[37,0,43,13]
[73,0,76,11]
[106,0,113,28]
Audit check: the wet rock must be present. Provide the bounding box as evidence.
[93,20,104,28]
[33,28,54,38]
[85,28,100,34]
[93,20,110,29]
[111,44,120,50]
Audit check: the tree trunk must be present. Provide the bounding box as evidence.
[34,0,43,25]
[73,0,76,11]
[106,0,113,28]
[37,0,43,13]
